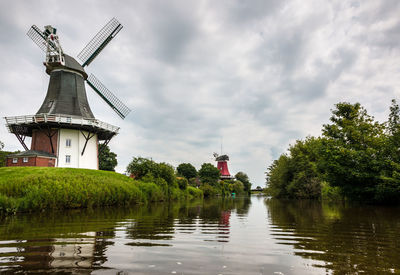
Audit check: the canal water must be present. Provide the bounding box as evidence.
[0,195,399,274]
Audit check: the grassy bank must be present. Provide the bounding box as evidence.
[0,167,203,214]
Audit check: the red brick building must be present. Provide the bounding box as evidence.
[6,150,56,167]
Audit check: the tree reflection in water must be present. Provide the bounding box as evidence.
[0,197,251,273]
[265,198,400,274]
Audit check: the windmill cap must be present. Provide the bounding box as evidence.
[45,54,88,79]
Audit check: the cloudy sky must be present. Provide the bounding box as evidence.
[1,0,399,186]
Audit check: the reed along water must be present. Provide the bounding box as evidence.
[0,196,399,274]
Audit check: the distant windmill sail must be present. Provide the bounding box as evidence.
[87,74,131,119]
[77,18,123,67]
[27,25,58,52]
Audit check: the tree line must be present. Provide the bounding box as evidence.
[265,100,400,204]
[126,157,252,197]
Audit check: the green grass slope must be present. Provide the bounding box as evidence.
[0,167,187,213]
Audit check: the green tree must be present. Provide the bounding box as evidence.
[266,137,323,199]
[232,180,245,195]
[198,163,221,185]
[265,100,400,203]
[235,172,251,194]
[386,99,400,162]
[126,157,177,188]
[388,99,400,134]
[177,177,188,190]
[98,144,118,171]
[0,141,7,167]
[319,102,385,200]
[177,163,197,180]
[158,162,177,187]
[265,154,291,197]
[374,99,400,203]
[287,137,322,198]
[126,157,159,179]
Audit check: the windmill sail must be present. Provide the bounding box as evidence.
[77,18,123,67]
[86,74,131,119]
[27,25,58,52]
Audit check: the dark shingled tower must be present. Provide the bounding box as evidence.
[37,55,94,118]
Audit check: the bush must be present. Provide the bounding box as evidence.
[374,177,400,204]
[232,180,245,195]
[321,181,343,202]
[200,183,218,197]
[126,157,158,179]
[138,181,165,202]
[177,177,188,190]
[235,172,251,194]
[126,157,177,188]
[187,186,203,199]
[168,187,186,201]
[189,177,199,187]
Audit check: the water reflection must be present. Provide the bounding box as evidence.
[0,197,251,273]
[265,199,400,274]
[3,196,399,274]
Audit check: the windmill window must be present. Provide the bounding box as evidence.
[65,155,71,164]
[66,139,71,147]
[23,157,29,163]
[12,158,18,163]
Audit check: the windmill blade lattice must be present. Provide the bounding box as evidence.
[27,25,58,52]
[87,74,131,119]
[77,18,123,67]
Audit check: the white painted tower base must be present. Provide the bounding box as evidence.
[57,129,98,169]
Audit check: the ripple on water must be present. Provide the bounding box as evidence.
[0,197,399,274]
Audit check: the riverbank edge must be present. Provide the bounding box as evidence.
[0,167,203,214]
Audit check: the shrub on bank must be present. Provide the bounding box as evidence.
[321,181,343,202]
[177,177,188,190]
[137,181,165,203]
[200,183,218,197]
[187,186,203,199]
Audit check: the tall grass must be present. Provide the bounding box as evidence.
[0,167,202,214]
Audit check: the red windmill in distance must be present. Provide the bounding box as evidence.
[214,153,234,180]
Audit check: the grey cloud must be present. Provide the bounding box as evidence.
[357,0,400,24]
[141,1,200,64]
[216,0,283,26]
[1,0,399,186]
[373,21,400,50]
[289,47,358,99]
